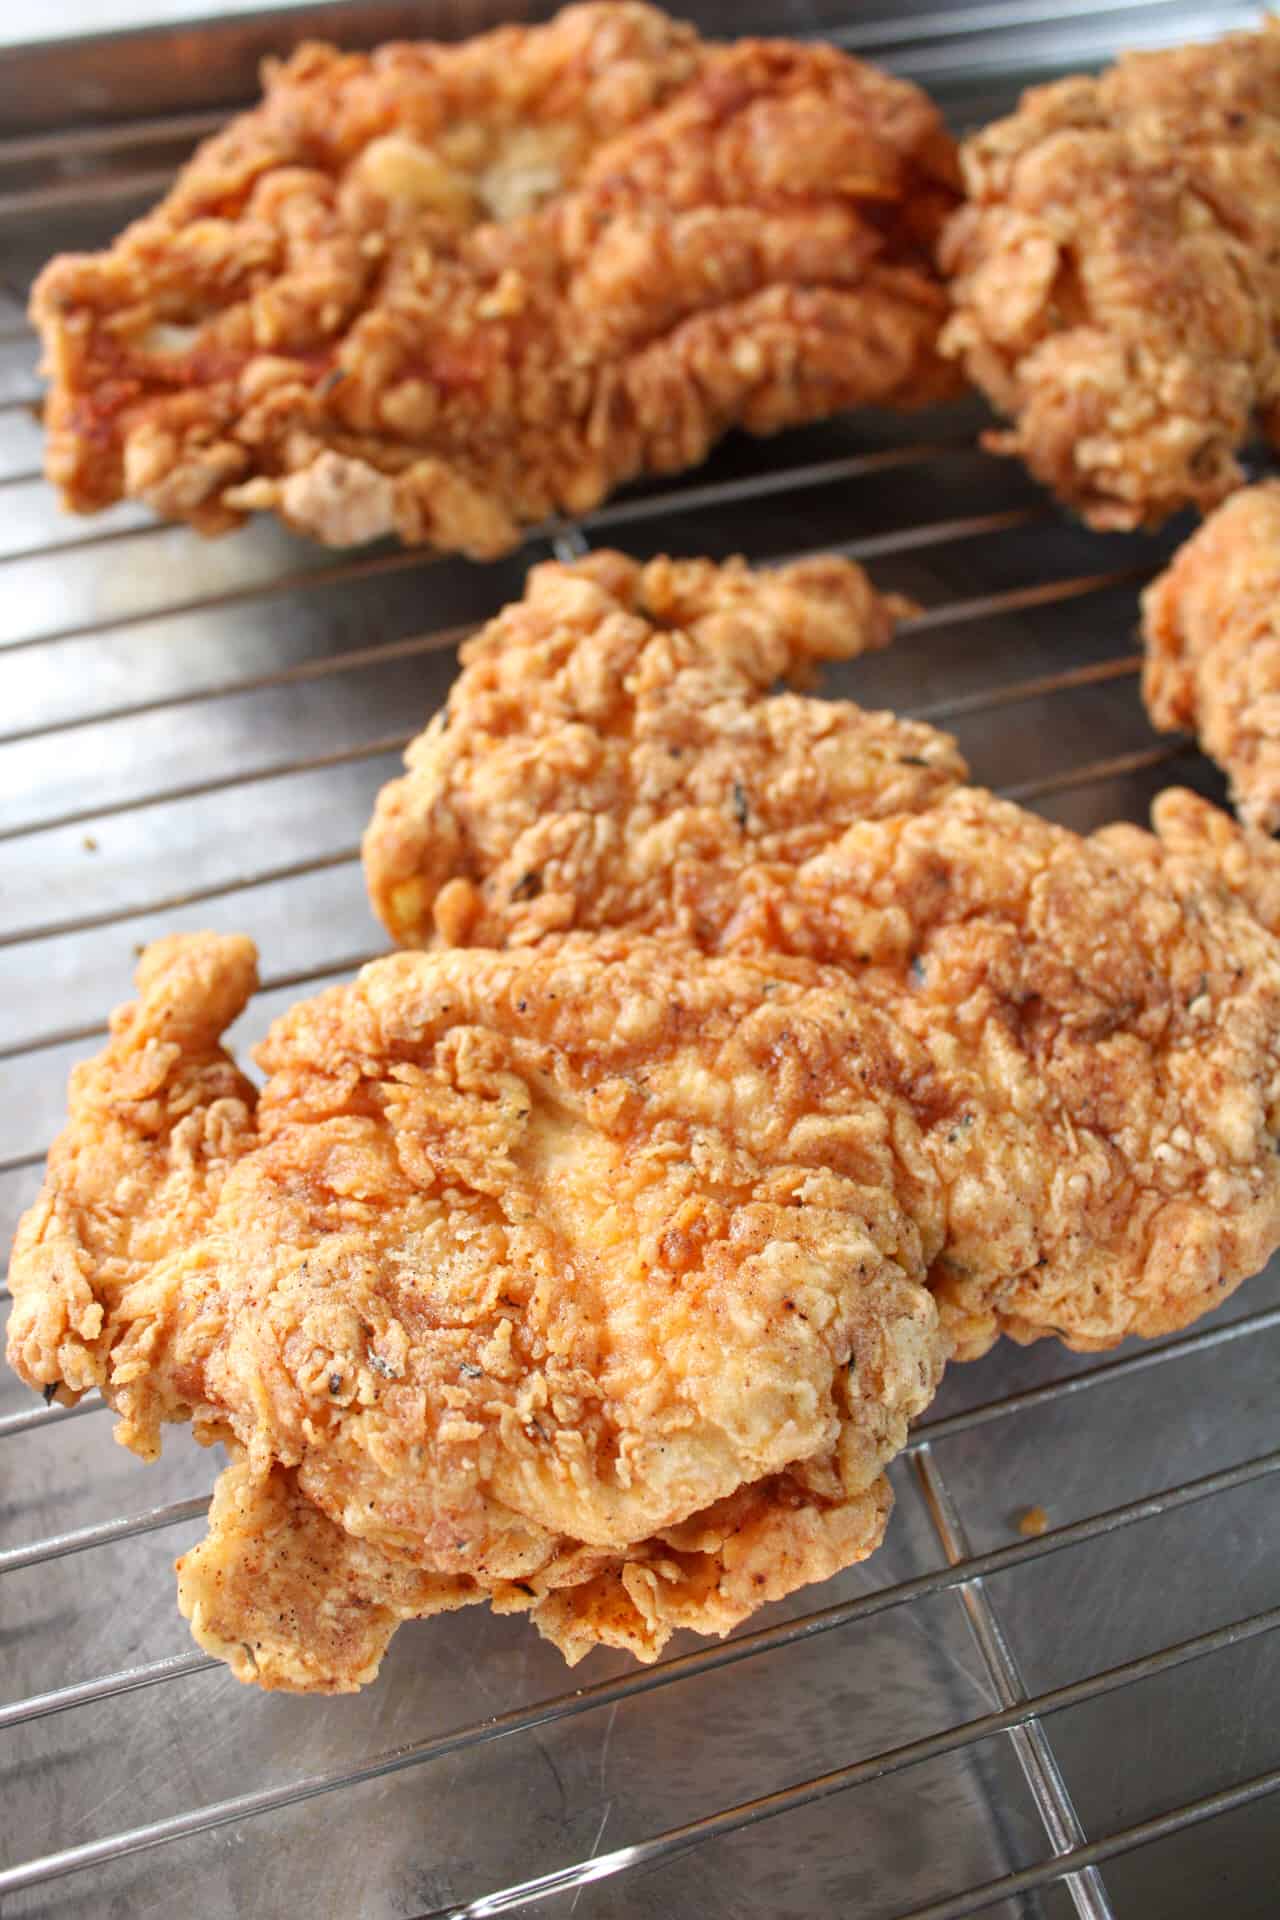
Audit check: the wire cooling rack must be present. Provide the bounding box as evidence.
[1,3,1277,1915]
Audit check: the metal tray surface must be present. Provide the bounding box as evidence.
[0,4,1276,1916]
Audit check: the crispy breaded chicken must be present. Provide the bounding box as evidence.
[1140,786,1280,934]
[776,789,1280,1359]
[364,548,949,947]
[8,932,944,1690]
[940,24,1280,529]
[363,551,1280,1358]
[1142,482,1280,831]
[31,3,959,556]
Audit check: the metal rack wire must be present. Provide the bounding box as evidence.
[1,3,1278,1916]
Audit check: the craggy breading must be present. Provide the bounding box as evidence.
[1149,786,1280,932]
[361,553,1280,1358]
[31,2,960,556]
[8,932,944,1691]
[178,1454,485,1693]
[939,24,1280,529]
[14,806,1280,1689]
[364,547,951,947]
[766,790,1280,1358]
[1098,786,1280,938]
[1142,483,1280,831]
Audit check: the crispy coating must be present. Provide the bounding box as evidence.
[364,547,949,946]
[178,1454,485,1693]
[1142,482,1280,831]
[9,932,944,1690]
[778,790,1280,1358]
[3,932,262,1418]
[940,24,1280,529]
[363,551,1280,1358]
[31,3,959,556]
[1099,786,1280,939]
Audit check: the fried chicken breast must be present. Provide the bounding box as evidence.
[363,550,1280,1358]
[365,548,945,947]
[776,790,1280,1359]
[31,2,959,556]
[939,24,1280,529]
[8,932,944,1691]
[1142,482,1280,832]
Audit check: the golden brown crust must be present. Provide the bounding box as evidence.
[361,552,1280,1360]
[940,25,1280,528]
[11,932,944,1689]
[1150,786,1280,933]
[175,1453,483,1693]
[787,790,1280,1359]
[17,764,1280,1686]
[177,1452,892,1688]
[5,932,260,1449]
[1142,482,1280,830]
[363,547,943,947]
[1099,786,1280,940]
[31,3,959,555]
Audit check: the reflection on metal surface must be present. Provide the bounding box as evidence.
[914,1444,1112,1920]
[415,1615,1280,1920]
